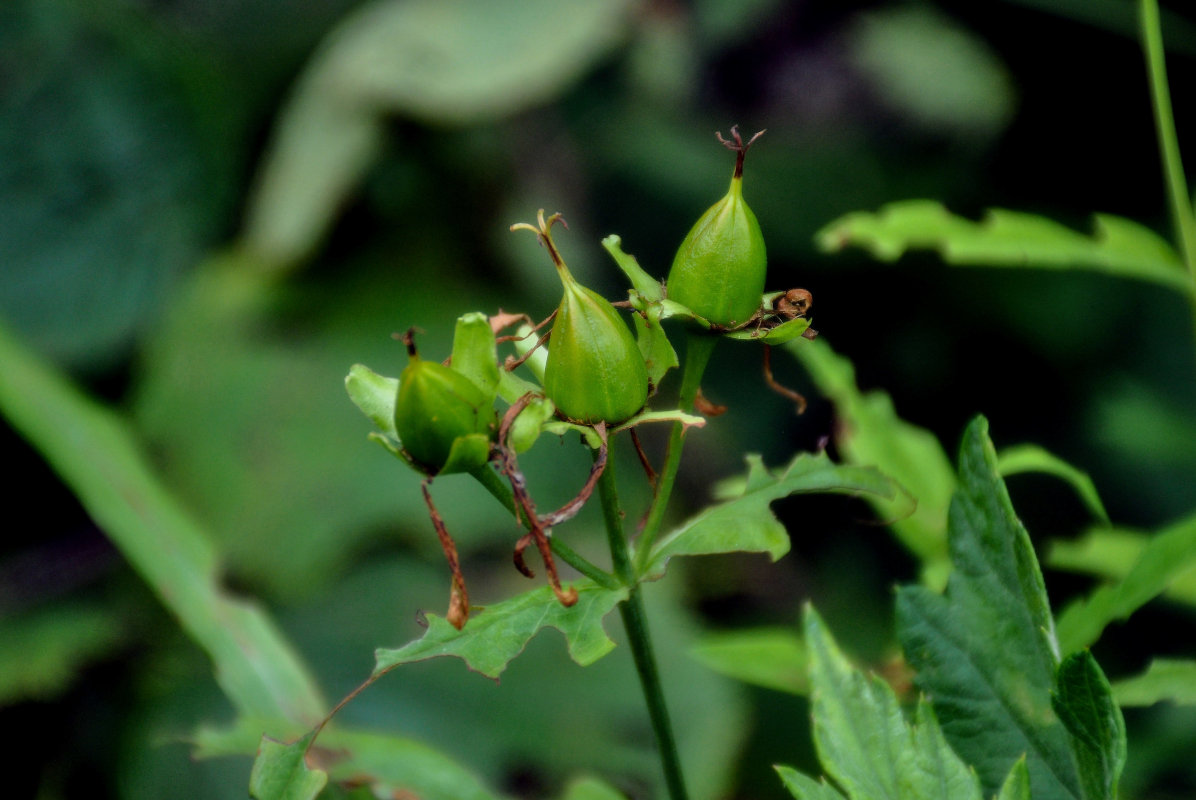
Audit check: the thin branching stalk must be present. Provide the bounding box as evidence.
[596,442,690,800]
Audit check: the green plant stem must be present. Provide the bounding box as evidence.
[469,463,619,590]
[596,443,690,800]
[1140,0,1196,351]
[634,332,718,573]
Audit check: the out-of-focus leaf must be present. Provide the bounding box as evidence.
[0,318,325,724]
[245,0,636,266]
[816,201,1192,293]
[559,775,628,800]
[997,444,1110,524]
[787,338,953,582]
[0,604,124,704]
[1055,512,1196,653]
[1051,651,1126,800]
[249,733,327,800]
[792,606,982,800]
[1047,527,1196,606]
[689,627,807,695]
[996,759,1031,800]
[774,766,848,800]
[896,417,1079,799]
[1110,659,1196,707]
[847,6,1015,137]
[373,581,626,680]
[0,0,227,366]
[642,451,897,580]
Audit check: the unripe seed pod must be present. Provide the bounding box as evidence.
[394,331,497,474]
[667,127,767,328]
[545,267,650,425]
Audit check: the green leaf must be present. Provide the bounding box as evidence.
[0,319,325,724]
[1055,512,1196,653]
[896,416,1079,799]
[802,605,982,800]
[642,451,897,581]
[632,303,679,390]
[1051,651,1126,800]
[816,200,1192,293]
[249,733,327,800]
[996,759,1031,800]
[786,338,954,580]
[559,775,629,800]
[373,581,627,680]
[1047,526,1196,607]
[345,363,399,438]
[997,445,1110,525]
[723,315,812,344]
[1110,659,1196,707]
[690,627,807,695]
[0,604,124,704]
[245,0,636,266]
[775,765,848,800]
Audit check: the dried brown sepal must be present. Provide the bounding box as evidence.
[762,344,807,415]
[693,387,728,417]
[421,480,470,630]
[716,125,766,179]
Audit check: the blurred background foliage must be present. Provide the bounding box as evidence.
[2,0,1195,798]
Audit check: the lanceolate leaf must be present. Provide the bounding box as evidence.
[996,445,1110,525]
[775,766,848,800]
[816,200,1192,293]
[1055,512,1196,654]
[896,416,1079,799]
[1047,526,1196,607]
[1051,651,1126,800]
[796,606,982,800]
[641,451,897,581]
[373,581,626,680]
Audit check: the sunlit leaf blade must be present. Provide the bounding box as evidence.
[0,320,325,724]
[373,581,627,680]
[1055,512,1196,653]
[786,338,954,582]
[560,775,629,800]
[775,765,848,800]
[997,444,1110,525]
[345,363,399,438]
[1110,659,1196,707]
[1051,651,1126,800]
[690,628,808,695]
[803,605,982,800]
[1048,526,1196,607]
[816,200,1192,293]
[249,733,327,800]
[642,452,896,581]
[896,416,1079,800]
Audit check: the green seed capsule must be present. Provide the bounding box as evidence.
[667,127,767,328]
[394,332,497,474]
[545,267,650,425]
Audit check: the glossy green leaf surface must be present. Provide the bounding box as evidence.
[1051,651,1126,800]
[642,451,896,580]
[373,581,627,680]
[816,200,1192,293]
[1055,512,1196,653]
[690,627,807,695]
[249,733,327,800]
[896,416,1077,799]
